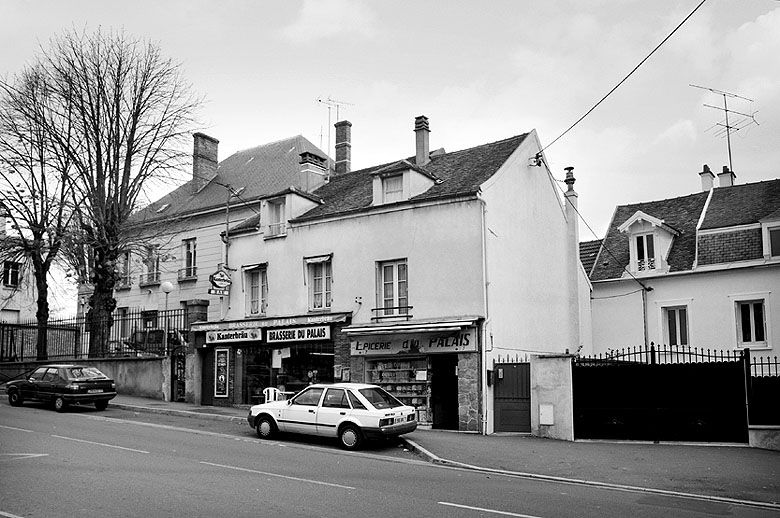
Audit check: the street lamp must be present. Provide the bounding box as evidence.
[160,281,174,355]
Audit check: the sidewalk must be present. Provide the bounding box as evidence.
[111,395,780,507]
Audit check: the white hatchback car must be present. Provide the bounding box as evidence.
[247,382,417,450]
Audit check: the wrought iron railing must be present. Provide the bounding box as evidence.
[371,305,413,321]
[178,266,197,280]
[267,222,286,236]
[139,271,161,286]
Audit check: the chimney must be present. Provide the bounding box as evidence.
[699,164,715,191]
[563,167,581,354]
[414,115,430,166]
[192,132,219,194]
[298,151,328,191]
[334,120,352,175]
[717,165,735,188]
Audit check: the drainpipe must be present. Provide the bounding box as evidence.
[477,191,490,435]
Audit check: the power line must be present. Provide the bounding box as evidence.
[538,0,708,156]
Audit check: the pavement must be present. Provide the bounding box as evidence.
[110,395,780,510]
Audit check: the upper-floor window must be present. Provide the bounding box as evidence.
[246,266,268,316]
[116,252,132,289]
[2,261,20,287]
[378,259,408,316]
[636,234,655,271]
[140,246,160,285]
[268,199,286,237]
[307,257,332,311]
[663,306,688,346]
[180,238,197,279]
[770,227,780,257]
[736,300,766,347]
[382,175,404,203]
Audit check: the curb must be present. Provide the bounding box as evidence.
[111,402,246,424]
[401,438,780,511]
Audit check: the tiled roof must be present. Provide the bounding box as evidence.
[134,135,327,223]
[590,191,709,281]
[579,240,602,276]
[292,134,529,222]
[700,179,780,229]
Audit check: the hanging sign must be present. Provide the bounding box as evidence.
[209,269,232,289]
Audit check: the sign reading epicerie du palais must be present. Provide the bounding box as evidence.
[267,325,331,343]
[351,329,476,356]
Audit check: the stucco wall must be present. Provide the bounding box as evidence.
[530,354,574,441]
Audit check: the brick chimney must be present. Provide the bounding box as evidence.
[192,132,219,194]
[299,151,328,191]
[334,121,352,175]
[414,115,430,166]
[699,164,715,191]
[717,165,735,188]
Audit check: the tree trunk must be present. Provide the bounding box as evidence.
[87,246,118,357]
[35,270,50,360]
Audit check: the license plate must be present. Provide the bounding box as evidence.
[394,417,404,423]
[87,389,103,393]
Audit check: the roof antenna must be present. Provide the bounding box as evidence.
[690,84,758,173]
[316,96,355,167]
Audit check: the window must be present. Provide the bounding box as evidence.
[663,306,688,346]
[770,228,780,257]
[246,267,268,315]
[308,258,332,310]
[30,367,47,381]
[292,387,324,406]
[268,199,286,236]
[2,261,20,287]
[636,234,655,271]
[378,259,408,315]
[140,246,160,285]
[347,390,366,410]
[382,175,403,203]
[322,388,350,408]
[180,238,197,278]
[42,369,59,383]
[737,300,766,346]
[117,252,131,288]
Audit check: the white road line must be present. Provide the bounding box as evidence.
[0,510,26,518]
[0,425,34,433]
[200,461,355,490]
[0,454,48,461]
[50,435,149,453]
[439,502,543,518]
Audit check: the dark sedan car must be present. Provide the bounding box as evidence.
[5,364,117,412]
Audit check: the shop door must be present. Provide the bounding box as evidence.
[201,348,214,406]
[431,354,459,430]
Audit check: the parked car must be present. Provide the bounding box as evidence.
[247,382,417,450]
[5,364,117,412]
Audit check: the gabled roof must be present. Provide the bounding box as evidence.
[617,210,680,236]
[700,179,780,230]
[579,240,602,276]
[133,135,327,223]
[589,191,709,281]
[292,134,529,223]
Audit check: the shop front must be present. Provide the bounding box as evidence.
[192,313,351,406]
[346,319,482,431]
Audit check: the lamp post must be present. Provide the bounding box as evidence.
[160,281,174,355]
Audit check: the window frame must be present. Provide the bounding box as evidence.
[767,225,780,258]
[307,259,332,311]
[377,259,409,316]
[382,174,404,203]
[729,292,772,350]
[245,266,268,316]
[2,260,20,287]
[635,233,656,271]
[663,306,689,347]
[267,198,286,237]
[182,238,197,277]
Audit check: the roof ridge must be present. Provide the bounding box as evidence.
[231,134,308,156]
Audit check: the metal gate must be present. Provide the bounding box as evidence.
[493,361,531,432]
[171,346,186,402]
[574,345,749,442]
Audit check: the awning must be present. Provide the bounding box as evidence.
[242,262,268,271]
[344,318,479,336]
[304,254,332,264]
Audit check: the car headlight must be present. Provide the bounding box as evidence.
[65,383,80,390]
[111,382,116,389]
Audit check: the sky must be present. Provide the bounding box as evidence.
[1,0,778,239]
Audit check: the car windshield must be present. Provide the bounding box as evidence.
[64,367,108,380]
[358,387,404,409]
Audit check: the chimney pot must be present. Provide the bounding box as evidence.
[717,164,735,188]
[298,151,328,191]
[334,121,352,175]
[699,163,715,191]
[192,133,219,194]
[414,115,431,166]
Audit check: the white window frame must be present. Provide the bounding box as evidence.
[377,259,409,316]
[664,306,688,346]
[182,238,197,276]
[729,292,771,350]
[2,261,20,287]
[306,257,332,311]
[267,198,286,237]
[762,223,780,259]
[655,298,692,348]
[635,233,656,271]
[245,266,268,316]
[382,174,404,203]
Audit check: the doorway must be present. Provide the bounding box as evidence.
[430,354,459,430]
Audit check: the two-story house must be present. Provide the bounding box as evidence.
[584,165,780,355]
[191,116,588,434]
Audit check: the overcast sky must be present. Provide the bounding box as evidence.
[1,0,778,241]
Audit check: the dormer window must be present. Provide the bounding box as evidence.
[618,210,679,275]
[371,159,438,206]
[636,234,655,271]
[382,175,403,203]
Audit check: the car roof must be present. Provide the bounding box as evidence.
[305,382,379,390]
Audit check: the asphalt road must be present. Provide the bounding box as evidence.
[1,402,777,518]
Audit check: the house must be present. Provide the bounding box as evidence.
[0,210,37,325]
[584,165,780,355]
[191,116,588,434]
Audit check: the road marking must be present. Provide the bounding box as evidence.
[200,461,355,490]
[0,510,26,518]
[0,425,34,433]
[51,435,149,454]
[439,502,543,517]
[0,454,48,461]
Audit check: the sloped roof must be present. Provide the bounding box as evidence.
[292,134,529,222]
[134,135,327,223]
[700,179,780,229]
[590,191,709,281]
[579,240,602,276]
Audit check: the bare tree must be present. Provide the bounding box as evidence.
[30,29,200,356]
[0,66,77,360]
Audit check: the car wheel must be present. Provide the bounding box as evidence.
[338,424,363,451]
[8,390,23,407]
[54,396,68,413]
[95,400,109,411]
[255,415,277,439]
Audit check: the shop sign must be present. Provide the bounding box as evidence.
[214,349,229,398]
[206,328,261,344]
[208,288,229,296]
[351,329,477,356]
[267,325,330,343]
[191,313,348,332]
[209,269,232,289]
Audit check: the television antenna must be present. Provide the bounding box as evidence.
[317,97,354,165]
[690,84,758,173]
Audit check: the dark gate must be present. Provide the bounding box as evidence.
[171,346,186,402]
[493,361,531,432]
[574,345,748,442]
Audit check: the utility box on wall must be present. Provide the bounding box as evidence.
[539,403,555,426]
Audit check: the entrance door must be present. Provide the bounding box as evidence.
[493,363,531,432]
[201,348,214,406]
[431,354,459,430]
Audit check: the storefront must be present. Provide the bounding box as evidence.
[346,319,482,431]
[192,313,351,406]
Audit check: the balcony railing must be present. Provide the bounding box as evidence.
[371,305,413,321]
[139,271,161,287]
[115,276,132,290]
[177,266,197,281]
[637,258,656,271]
[267,222,286,237]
